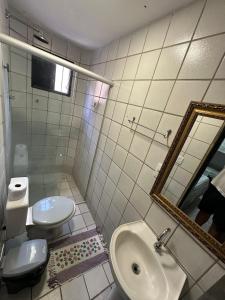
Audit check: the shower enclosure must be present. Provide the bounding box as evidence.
[7,15,110,207]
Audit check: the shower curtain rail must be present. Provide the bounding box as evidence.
[0,33,114,86]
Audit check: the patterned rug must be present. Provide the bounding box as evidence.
[47,228,108,288]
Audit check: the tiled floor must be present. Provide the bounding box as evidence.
[2,173,114,300]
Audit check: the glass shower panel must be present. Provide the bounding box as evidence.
[9,46,77,206]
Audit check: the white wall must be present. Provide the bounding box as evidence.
[83,0,225,299]
[0,0,10,256]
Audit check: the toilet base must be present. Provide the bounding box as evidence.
[27,225,63,241]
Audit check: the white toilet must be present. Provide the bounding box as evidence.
[6,177,76,240]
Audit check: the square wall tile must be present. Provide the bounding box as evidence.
[136,50,160,79]
[154,113,182,146]
[165,81,209,116]
[154,43,188,79]
[179,35,225,79]
[118,171,135,199]
[167,226,215,280]
[10,52,27,76]
[144,80,174,111]
[182,284,203,300]
[123,202,142,223]
[186,138,209,159]
[198,263,225,292]
[108,39,119,60]
[194,122,221,144]
[130,184,152,217]
[104,138,116,158]
[139,108,162,132]
[117,35,131,58]
[112,58,126,80]
[108,161,122,184]
[113,145,128,169]
[164,0,204,46]
[203,81,225,105]
[112,102,127,124]
[128,27,148,55]
[145,202,178,237]
[112,188,128,213]
[123,104,142,128]
[123,55,141,80]
[137,164,155,194]
[194,0,225,39]
[145,141,168,170]
[108,121,121,142]
[180,153,201,174]
[144,16,171,52]
[173,166,192,187]
[117,125,134,150]
[215,56,225,79]
[129,81,150,106]
[130,133,150,161]
[123,153,143,181]
[117,81,133,103]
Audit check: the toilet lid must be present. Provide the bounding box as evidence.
[32,196,75,225]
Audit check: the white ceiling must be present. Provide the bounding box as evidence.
[9,0,196,49]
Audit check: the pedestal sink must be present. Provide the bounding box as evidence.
[109,221,186,300]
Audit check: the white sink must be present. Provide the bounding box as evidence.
[110,221,186,300]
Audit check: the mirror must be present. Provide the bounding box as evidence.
[151,101,225,262]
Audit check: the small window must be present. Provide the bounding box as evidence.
[31,55,72,96]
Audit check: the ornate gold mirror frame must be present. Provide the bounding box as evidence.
[150,101,225,262]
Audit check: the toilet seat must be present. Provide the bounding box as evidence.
[32,196,75,226]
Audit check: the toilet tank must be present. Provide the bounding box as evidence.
[6,177,29,239]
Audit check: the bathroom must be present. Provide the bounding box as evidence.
[0,0,225,299]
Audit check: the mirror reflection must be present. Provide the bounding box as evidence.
[161,115,225,243]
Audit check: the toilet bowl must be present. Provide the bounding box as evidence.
[27,196,76,229]
[6,177,76,240]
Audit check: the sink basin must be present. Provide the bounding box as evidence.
[110,221,186,300]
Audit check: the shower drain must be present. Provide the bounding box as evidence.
[131,263,141,275]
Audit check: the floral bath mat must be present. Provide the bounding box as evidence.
[47,228,108,288]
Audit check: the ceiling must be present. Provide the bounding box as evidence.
[9,0,196,49]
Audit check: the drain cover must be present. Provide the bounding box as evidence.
[132,263,141,275]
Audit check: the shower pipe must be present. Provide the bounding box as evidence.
[0,33,114,86]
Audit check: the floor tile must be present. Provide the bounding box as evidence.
[40,288,61,300]
[83,212,95,226]
[78,203,89,214]
[69,215,86,232]
[1,286,31,300]
[32,269,53,299]
[84,265,109,299]
[61,276,89,300]
[103,262,114,284]
[92,286,112,300]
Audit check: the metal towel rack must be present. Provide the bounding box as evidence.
[128,117,172,147]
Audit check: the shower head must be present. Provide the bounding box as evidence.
[33,31,49,44]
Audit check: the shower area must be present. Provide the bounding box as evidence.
[7,13,110,208]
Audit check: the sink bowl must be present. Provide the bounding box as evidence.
[110,221,186,300]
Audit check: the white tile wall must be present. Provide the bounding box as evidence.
[0,0,9,257]
[84,1,225,299]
